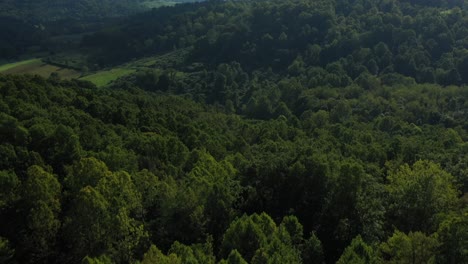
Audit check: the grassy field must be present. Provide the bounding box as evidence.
[0,48,190,87]
[141,0,177,8]
[127,48,191,68]
[79,49,191,87]
[0,58,135,87]
[80,68,136,87]
[0,59,81,79]
[0,59,42,72]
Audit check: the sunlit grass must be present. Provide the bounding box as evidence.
[80,68,136,87]
[140,0,177,9]
[0,59,41,72]
[0,59,81,79]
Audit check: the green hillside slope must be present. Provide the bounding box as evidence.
[0,0,203,20]
[0,1,467,263]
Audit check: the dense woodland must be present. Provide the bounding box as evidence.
[81,0,468,86]
[1,0,158,21]
[0,0,201,60]
[0,0,468,264]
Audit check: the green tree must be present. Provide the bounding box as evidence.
[108,208,147,263]
[0,237,14,263]
[219,250,248,264]
[0,170,19,209]
[221,213,275,261]
[96,171,142,215]
[131,169,160,219]
[319,161,369,259]
[251,235,302,264]
[330,100,352,123]
[64,157,112,195]
[301,232,324,264]
[169,240,215,264]
[141,245,181,264]
[436,212,468,264]
[0,144,16,170]
[336,235,377,264]
[89,169,147,262]
[386,160,459,232]
[95,146,138,172]
[279,216,303,246]
[288,56,305,76]
[45,125,82,170]
[379,230,439,264]
[21,165,61,261]
[136,69,160,91]
[63,186,111,262]
[185,150,241,240]
[0,113,29,145]
[82,255,113,264]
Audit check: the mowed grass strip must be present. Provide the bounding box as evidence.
[0,59,81,79]
[0,59,41,72]
[141,1,177,9]
[80,68,136,87]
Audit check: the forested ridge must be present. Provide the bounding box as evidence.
[83,0,468,86]
[0,0,151,21]
[0,0,201,60]
[0,0,467,264]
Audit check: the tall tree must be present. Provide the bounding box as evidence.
[386,160,459,232]
[379,230,439,264]
[20,165,61,263]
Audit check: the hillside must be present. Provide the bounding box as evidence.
[0,0,467,264]
[0,0,203,60]
[0,0,203,21]
[81,0,468,86]
[0,0,141,21]
[0,72,466,263]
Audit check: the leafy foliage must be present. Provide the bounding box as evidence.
[379,230,440,264]
[0,0,467,263]
[0,72,465,263]
[386,160,459,233]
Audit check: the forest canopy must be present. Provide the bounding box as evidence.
[77,0,468,87]
[0,0,467,264]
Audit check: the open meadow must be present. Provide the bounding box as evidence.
[80,68,136,87]
[0,59,81,79]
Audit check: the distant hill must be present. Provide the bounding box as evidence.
[0,0,202,21]
[0,1,467,264]
[78,0,468,88]
[0,0,203,59]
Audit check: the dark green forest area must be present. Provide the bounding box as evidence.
[82,0,468,85]
[0,0,467,264]
[0,0,197,21]
[0,0,201,60]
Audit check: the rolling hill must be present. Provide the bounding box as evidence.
[0,1,467,263]
[0,0,202,21]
